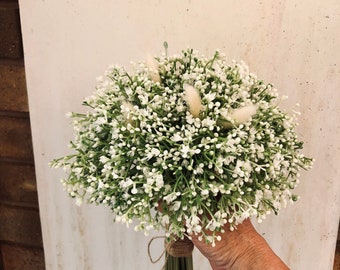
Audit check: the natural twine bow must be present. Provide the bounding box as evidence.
[148,236,194,269]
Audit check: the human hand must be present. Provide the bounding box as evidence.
[190,219,290,270]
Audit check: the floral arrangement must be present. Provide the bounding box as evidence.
[51,48,313,247]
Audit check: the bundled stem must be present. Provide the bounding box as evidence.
[165,237,194,270]
[165,254,193,270]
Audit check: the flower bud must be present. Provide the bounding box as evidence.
[231,104,257,124]
[183,84,202,118]
[146,55,161,83]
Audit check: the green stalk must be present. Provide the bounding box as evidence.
[165,253,193,270]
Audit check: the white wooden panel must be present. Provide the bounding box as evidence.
[19,1,340,269]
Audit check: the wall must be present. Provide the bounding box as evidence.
[0,1,45,269]
[19,1,340,269]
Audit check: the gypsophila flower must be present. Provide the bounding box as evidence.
[50,48,313,244]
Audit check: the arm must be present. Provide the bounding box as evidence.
[191,219,290,270]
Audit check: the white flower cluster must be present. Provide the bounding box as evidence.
[51,49,313,245]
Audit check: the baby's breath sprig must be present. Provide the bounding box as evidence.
[51,49,313,245]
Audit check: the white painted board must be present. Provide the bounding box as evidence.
[19,1,340,269]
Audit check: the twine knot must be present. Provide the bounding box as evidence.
[148,236,194,269]
[166,237,194,258]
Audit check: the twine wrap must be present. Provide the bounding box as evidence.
[148,236,194,266]
[166,237,194,258]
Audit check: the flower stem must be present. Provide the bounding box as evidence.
[165,254,193,270]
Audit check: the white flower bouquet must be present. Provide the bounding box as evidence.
[51,47,313,268]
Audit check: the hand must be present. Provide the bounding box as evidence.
[190,219,290,270]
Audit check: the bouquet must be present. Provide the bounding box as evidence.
[51,46,313,269]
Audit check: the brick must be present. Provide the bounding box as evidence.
[0,161,38,204]
[1,243,45,270]
[0,60,28,112]
[0,248,3,269]
[0,204,43,247]
[0,3,23,59]
[0,115,34,161]
[0,252,3,270]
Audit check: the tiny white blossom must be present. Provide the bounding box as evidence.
[171,133,183,142]
[131,186,138,194]
[75,197,83,206]
[121,101,135,124]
